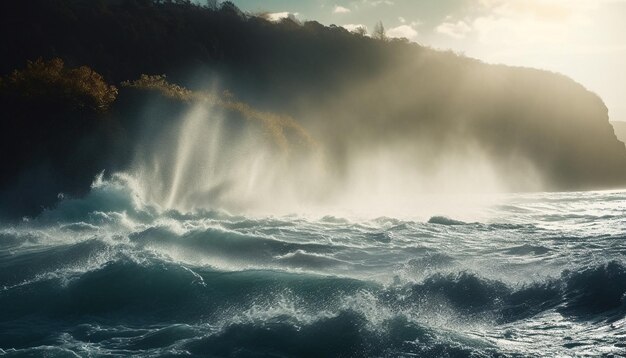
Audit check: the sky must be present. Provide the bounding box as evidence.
[213,0,626,122]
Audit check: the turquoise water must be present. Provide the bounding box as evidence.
[1,177,625,357]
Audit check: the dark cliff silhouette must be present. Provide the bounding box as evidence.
[1,0,626,218]
[611,122,626,145]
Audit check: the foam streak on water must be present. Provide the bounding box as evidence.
[0,177,625,357]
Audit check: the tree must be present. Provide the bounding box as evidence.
[206,0,217,10]
[5,58,117,111]
[373,21,386,41]
[352,25,367,36]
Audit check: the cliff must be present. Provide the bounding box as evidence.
[611,122,626,144]
[1,0,625,217]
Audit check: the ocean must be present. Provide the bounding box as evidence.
[0,176,625,357]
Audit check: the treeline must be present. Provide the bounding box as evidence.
[0,0,396,96]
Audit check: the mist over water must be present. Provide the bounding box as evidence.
[130,101,319,214]
[126,96,543,218]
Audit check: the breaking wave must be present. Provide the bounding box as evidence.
[1,177,625,356]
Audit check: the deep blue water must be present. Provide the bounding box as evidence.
[1,178,625,357]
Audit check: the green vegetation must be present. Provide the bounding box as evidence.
[2,58,117,111]
[122,74,314,149]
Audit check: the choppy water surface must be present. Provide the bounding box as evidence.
[1,178,625,357]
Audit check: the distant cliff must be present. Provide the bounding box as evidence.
[611,122,626,144]
[1,0,626,218]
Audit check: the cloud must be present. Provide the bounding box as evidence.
[436,20,472,39]
[435,0,597,46]
[266,12,299,22]
[476,0,586,22]
[342,24,368,33]
[386,24,418,41]
[361,0,394,7]
[333,5,351,14]
[470,2,577,46]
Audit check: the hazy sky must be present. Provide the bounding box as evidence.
[211,0,626,122]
